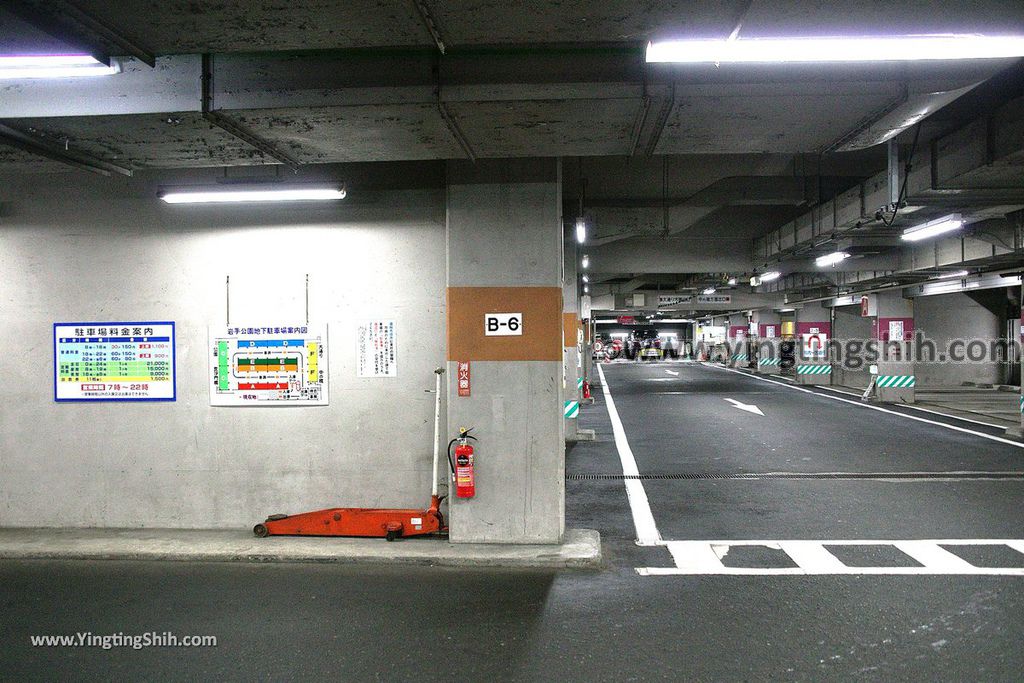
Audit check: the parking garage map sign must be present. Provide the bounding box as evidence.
[209,324,328,405]
[54,321,176,402]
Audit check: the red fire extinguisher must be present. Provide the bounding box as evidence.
[448,427,477,499]
[582,380,591,400]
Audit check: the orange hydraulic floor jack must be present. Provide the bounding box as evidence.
[253,368,449,542]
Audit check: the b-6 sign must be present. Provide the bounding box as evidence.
[484,313,523,336]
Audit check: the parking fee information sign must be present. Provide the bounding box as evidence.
[54,321,176,402]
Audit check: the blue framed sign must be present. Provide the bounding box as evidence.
[54,321,177,402]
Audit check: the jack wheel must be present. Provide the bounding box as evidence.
[385,530,399,542]
[253,524,269,538]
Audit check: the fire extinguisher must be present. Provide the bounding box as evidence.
[582,380,591,400]
[448,427,477,499]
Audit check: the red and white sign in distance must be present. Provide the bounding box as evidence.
[457,361,471,397]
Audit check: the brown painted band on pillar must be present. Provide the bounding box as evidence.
[562,313,581,347]
[448,286,563,361]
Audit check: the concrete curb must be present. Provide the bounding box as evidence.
[568,428,597,442]
[0,527,602,569]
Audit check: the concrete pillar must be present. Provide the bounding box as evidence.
[445,158,564,544]
[795,302,832,385]
[562,227,581,441]
[872,291,916,404]
[752,310,782,374]
[727,314,749,366]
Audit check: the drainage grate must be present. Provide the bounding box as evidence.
[566,472,1024,481]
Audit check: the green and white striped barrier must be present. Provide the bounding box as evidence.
[876,375,915,388]
[731,354,749,362]
[564,400,580,418]
[796,364,831,375]
[758,358,780,366]
[577,377,584,390]
[1020,395,1023,414]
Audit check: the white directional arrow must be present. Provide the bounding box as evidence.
[724,398,764,416]
[665,370,679,376]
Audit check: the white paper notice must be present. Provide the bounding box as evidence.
[357,320,397,377]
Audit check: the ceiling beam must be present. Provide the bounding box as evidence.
[0,123,131,176]
[201,54,301,172]
[5,0,155,67]
[410,0,447,54]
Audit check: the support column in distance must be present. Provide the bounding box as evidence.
[873,291,916,404]
[795,302,832,385]
[753,310,782,375]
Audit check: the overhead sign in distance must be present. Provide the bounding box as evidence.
[484,313,523,336]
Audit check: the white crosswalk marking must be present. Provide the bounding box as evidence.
[638,540,1024,576]
[893,541,977,572]
[777,541,847,572]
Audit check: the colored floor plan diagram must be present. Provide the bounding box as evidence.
[209,325,328,406]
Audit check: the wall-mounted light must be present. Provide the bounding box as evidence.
[759,271,781,283]
[582,275,589,283]
[575,217,587,244]
[583,285,589,294]
[902,213,964,242]
[0,54,120,79]
[815,251,850,267]
[581,254,590,269]
[702,287,716,295]
[646,35,1024,64]
[159,183,347,204]
[727,277,737,286]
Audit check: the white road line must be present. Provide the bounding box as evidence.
[777,541,848,572]
[596,364,663,546]
[665,370,679,376]
[638,539,1024,576]
[816,385,1011,430]
[893,540,976,572]
[637,566,1024,576]
[708,364,1024,449]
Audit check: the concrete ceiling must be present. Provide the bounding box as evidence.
[1,1,1023,311]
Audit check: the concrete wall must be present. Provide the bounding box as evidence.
[915,291,1004,387]
[0,167,447,528]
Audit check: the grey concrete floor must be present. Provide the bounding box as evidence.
[2,361,1023,681]
[914,386,1021,424]
[831,381,1021,428]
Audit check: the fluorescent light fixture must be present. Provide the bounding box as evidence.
[701,287,717,295]
[159,184,347,204]
[583,285,589,294]
[778,307,796,312]
[646,35,1024,64]
[759,271,782,283]
[902,213,964,242]
[575,217,586,244]
[749,275,760,287]
[581,254,590,269]
[582,275,589,283]
[0,54,120,79]
[727,277,737,286]
[815,251,850,267]
[934,270,970,280]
